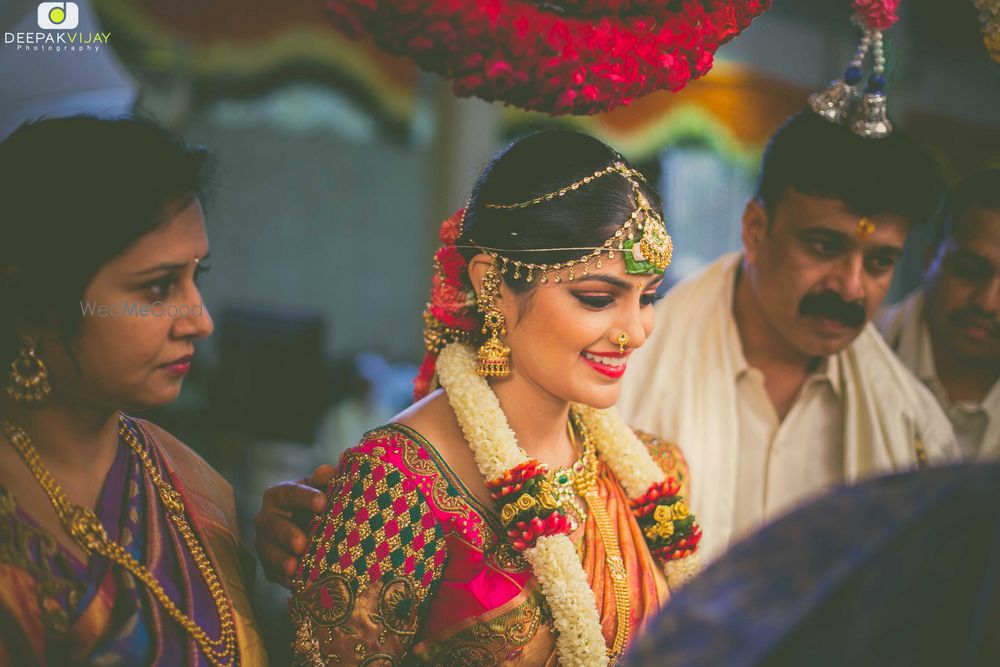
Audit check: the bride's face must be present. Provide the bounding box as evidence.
[480,255,662,409]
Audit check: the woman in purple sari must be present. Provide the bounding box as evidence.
[0,118,265,665]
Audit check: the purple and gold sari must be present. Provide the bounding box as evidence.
[0,416,265,666]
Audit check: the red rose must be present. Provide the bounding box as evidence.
[438,209,464,244]
[434,245,468,286]
[852,0,899,30]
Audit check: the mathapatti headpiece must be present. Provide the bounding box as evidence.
[458,161,672,283]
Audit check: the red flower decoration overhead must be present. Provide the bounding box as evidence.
[852,0,900,30]
[325,0,771,115]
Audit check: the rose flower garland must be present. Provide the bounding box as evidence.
[325,0,771,115]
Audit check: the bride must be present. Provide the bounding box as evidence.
[281,130,701,666]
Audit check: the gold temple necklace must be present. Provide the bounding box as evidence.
[569,412,632,662]
[0,416,237,667]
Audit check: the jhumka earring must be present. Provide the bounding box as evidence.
[6,338,52,403]
[476,265,511,378]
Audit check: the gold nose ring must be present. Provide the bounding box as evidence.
[616,332,630,353]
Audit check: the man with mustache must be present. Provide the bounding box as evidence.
[878,169,1000,461]
[619,109,961,560]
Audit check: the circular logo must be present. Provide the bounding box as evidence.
[48,6,66,24]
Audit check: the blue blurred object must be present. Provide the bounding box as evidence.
[627,464,1000,667]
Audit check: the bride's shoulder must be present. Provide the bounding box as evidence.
[324,390,454,470]
[392,390,492,509]
[392,390,467,461]
[393,388,454,432]
[327,390,475,499]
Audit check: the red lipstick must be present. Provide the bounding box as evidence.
[580,350,629,379]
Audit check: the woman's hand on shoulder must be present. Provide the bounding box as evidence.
[254,464,337,588]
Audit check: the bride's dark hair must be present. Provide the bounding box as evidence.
[458,130,662,293]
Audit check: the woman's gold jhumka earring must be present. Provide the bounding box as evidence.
[476,265,511,377]
[616,332,630,354]
[6,338,52,403]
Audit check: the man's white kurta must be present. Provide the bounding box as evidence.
[619,253,960,559]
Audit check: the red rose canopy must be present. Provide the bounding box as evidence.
[326,0,772,115]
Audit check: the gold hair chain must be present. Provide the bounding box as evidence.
[467,161,672,284]
[484,162,647,210]
[0,417,237,667]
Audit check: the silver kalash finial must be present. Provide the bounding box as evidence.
[851,86,893,138]
[810,20,893,138]
[849,30,892,138]
[809,28,869,123]
[809,77,861,123]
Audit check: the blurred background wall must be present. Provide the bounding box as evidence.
[2,0,998,662]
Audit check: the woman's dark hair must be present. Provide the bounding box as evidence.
[459,130,662,294]
[0,115,212,364]
[756,109,945,228]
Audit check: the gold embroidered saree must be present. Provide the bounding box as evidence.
[291,424,690,665]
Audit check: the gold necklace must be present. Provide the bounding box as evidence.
[548,423,589,528]
[569,411,632,663]
[0,416,237,667]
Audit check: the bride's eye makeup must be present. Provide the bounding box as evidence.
[570,274,663,310]
[640,292,664,306]
[573,292,615,309]
[572,286,663,310]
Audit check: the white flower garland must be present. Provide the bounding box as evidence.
[525,535,610,665]
[663,550,703,587]
[436,343,701,663]
[574,403,704,589]
[435,342,524,480]
[436,343,607,666]
[572,404,663,497]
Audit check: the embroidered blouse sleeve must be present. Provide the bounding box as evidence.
[289,444,449,666]
[633,430,692,500]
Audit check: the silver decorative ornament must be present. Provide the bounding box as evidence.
[809,79,859,123]
[851,91,893,139]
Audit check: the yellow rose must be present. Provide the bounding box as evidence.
[501,503,518,524]
[645,521,674,540]
[516,493,538,511]
[536,480,560,509]
[653,504,674,524]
